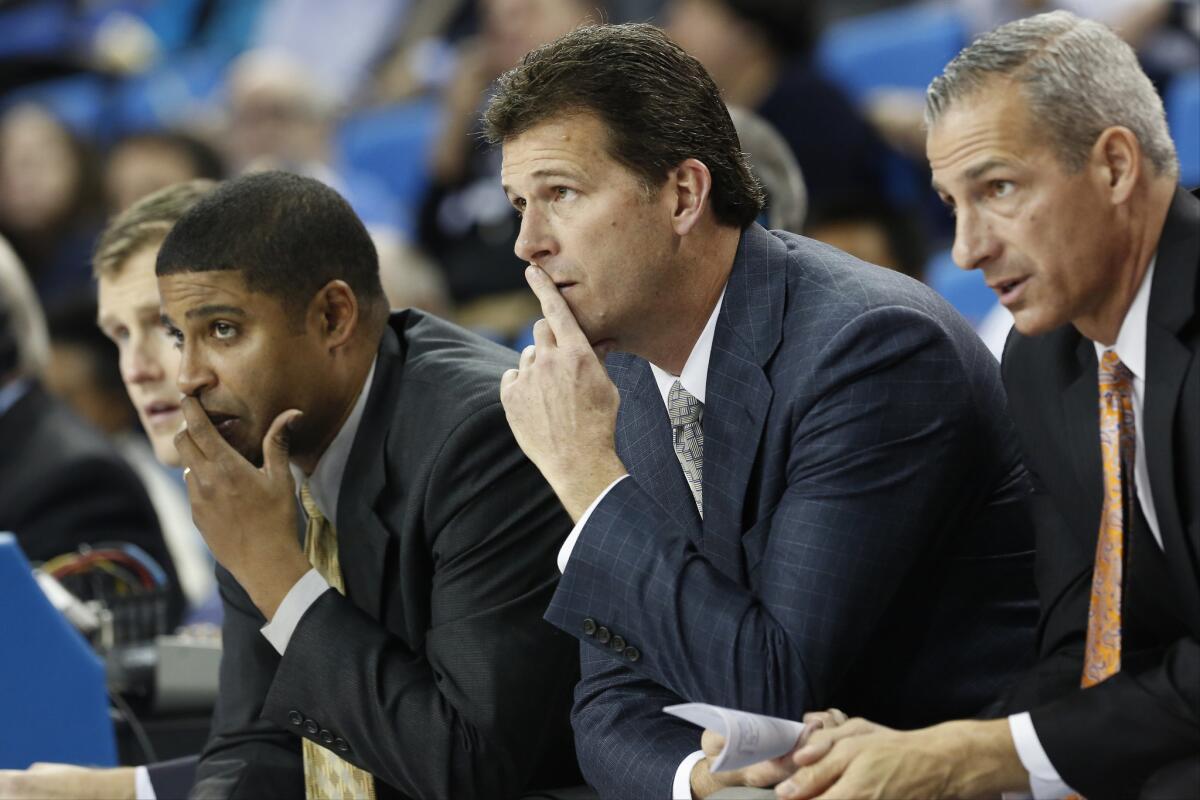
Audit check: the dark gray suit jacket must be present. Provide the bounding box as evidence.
[1003,187,1200,799]
[544,225,1039,799]
[191,311,580,800]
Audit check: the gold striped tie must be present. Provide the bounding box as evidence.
[299,482,377,800]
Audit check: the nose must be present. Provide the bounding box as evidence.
[120,332,164,386]
[513,208,558,264]
[951,205,999,271]
[175,340,215,398]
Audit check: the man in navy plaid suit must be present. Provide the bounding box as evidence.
[489,23,1038,800]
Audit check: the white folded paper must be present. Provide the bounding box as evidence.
[664,702,805,773]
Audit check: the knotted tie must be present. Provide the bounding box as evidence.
[1082,351,1137,688]
[667,380,704,516]
[299,482,377,800]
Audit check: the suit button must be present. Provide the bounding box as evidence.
[610,635,626,651]
[288,711,303,726]
[320,729,334,744]
[335,738,350,752]
[582,618,597,636]
[623,646,641,662]
[304,719,319,735]
[595,626,611,644]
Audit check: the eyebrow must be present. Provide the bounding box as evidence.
[931,158,1012,194]
[502,168,584,195]
[160,304,246,328]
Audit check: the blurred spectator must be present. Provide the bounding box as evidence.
[0,103,101,309]
[418,0,603,336]
[664,0,891,214]
[44,298,134,437]
[223,48,403,233]
[0,231,183,627]
[729,104,808,232]
[372,227,453,317]
[104,130,224,214]
[805,195,928,281]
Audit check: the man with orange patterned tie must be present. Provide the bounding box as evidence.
[768,11,1199,800]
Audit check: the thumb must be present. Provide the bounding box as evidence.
[262,409,302,476]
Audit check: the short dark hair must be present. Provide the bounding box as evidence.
[156,171,386,325]
[484,23,765,229]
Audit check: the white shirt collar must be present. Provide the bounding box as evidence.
[1093,256,1155,380]
[650,288,726,407]
[290,357,377,529]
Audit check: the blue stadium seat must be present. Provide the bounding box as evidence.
[0,533,116,769]
[817,4,968,102]
[335,98,440,222]
[1166,70,1200,189]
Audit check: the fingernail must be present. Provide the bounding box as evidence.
[777,780,798,799]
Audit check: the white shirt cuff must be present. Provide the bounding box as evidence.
[557,474,629,573]
[260,568,331,654]
[1008,712,1075,799]
[134,765,156,800]
[672,750,706,800]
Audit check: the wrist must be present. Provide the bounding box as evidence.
[247,551,312,621]
[549,450,627,522]
[945,719,1030,799]
[690,757,740,800]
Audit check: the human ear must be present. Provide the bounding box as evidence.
[1092,126,1140,204]
[312,280,359,349]
[669,158,713,236]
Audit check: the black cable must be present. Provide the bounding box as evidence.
[109,689,158,764]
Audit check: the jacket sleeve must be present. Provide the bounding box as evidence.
[189,565,304,800]
[256,401,577,799]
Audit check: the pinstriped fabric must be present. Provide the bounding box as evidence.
[667,380,704,516]
[299,483,377,800]
[1082,352,1136,688]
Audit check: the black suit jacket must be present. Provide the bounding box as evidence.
[190,311,579,800]
[545,226,1039,798]
[1002,187,1200,799]
[0,382,183,626]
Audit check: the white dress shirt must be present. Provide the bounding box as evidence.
[544,288,725,800]
[1008,258,1160,799]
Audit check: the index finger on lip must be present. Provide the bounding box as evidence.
[179,395,229,459]
[525,266,589,348]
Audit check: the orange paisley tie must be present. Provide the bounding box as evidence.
[1082,351,1136,688]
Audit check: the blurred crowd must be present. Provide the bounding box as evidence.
[1,0,1197,464]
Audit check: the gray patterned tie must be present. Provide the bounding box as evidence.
[667,380,704,516]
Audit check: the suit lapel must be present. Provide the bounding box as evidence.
[612,357,702,533]
[336,324,406,621]
[1062,337,1104,534]
[1143,187,1200,622]
[701,225,784,581]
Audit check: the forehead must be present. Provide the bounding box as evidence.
[926,81,1051,179]
[98,246,162,313]
[500,112,627,187]
[158,269,262,314]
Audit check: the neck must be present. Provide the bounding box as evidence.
[1075,179,1174,345]
[291,349,374,475]
[642,225,741,375]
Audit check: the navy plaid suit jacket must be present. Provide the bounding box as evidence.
[543,225,1039,799]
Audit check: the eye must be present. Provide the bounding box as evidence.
[211,321,237,340]
[512,197,527,217]
[553,186,576,200]
[989,180,1015,199]
[166,326,184,349]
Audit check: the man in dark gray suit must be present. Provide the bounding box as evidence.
[154,171,580,799]
[489,23,1038,800]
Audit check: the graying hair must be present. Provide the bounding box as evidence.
[0,234,50,379]
[926,10,1177,176]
